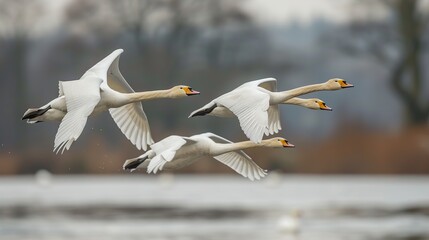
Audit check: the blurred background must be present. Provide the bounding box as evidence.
[0,0,429,240]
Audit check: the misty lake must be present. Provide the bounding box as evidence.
[1,174,429,240]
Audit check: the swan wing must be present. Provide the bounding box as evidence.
[82,49,133,93]
[53,77,102,154]
[266,105,281,136]
[82,49,124,82]
[147,136,196,174]
[238,78,280,137]
[215,88,270,143]
[213,152,267,181]
[238,78,277,92]
[198,133,267,181]
[82,49,153,150]
[105,50,154,150]
[109,105,153,150]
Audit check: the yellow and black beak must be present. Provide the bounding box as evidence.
[339,80,354,88]
[184,87,200,96]
[318,101,332,111]
[280,139,295,148]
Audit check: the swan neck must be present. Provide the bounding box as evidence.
[275,83,327,103]
[283,97,307,106]
[126,89,171,103]
[212,141,258,155]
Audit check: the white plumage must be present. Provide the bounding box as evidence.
[190,77,353,143]
[123,132,295,181]
[22,49,200,153]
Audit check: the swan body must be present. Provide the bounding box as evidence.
[123,132,295,181]
[189,78,353,143]
[22,49,200,153]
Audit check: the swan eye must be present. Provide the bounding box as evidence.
[315,101,318,103]
[180,87,183,89]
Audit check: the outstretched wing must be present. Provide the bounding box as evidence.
[215,88,270,143]
[54,77,102,154]
[84,49,154,150]
[239,78,281,137]
[266,105,281,136]
[146,136,196,174]
[199,133,267,181]
[109,105,153,151]
[237,78,277,92]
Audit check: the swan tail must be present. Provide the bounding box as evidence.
[123,155,148,171]
[22,106,51,121]
[189,102,217,118]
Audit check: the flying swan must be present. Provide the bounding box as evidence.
[123,132,295,181]
[22,49,200,153]
[189,78,353,143]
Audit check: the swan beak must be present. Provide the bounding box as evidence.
[339,80,354,88]
[185,87,200,96]
[318,102,332,111]
[281,139,295,148]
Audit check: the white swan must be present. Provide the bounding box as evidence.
[22,49,200,153]
[189,78,353,143]
[199,97,332,118]
[123,132,295,181]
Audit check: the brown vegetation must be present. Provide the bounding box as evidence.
[1,125,428,175]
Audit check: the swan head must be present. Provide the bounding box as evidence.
[170,85,200,98]
[307,98,332,111]
[263,137,295,148]
[325,78,354,90]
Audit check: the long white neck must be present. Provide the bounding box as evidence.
[123,89,173,104]
[283,97,310,106]
[210,140,271,156]
[271,83,329,104]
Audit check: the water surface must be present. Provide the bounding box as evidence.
[1,175,428,240]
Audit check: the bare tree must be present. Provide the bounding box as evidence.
[324,0,429,125]
[0,0,44,146]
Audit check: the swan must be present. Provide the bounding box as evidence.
[189,78,353,143]
[22,49,200,153]
[199,97,332,118]
[123,132,295,181]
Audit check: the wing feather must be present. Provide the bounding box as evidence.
[215,88,270,143]
[197,133,266,181]
[146,136,196,174]
[81,49,154,150]
[53,78,102,153]
[109,104,153,151]
[213,152,267,181]
[266,105,282,136]
[238,78,277,92]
